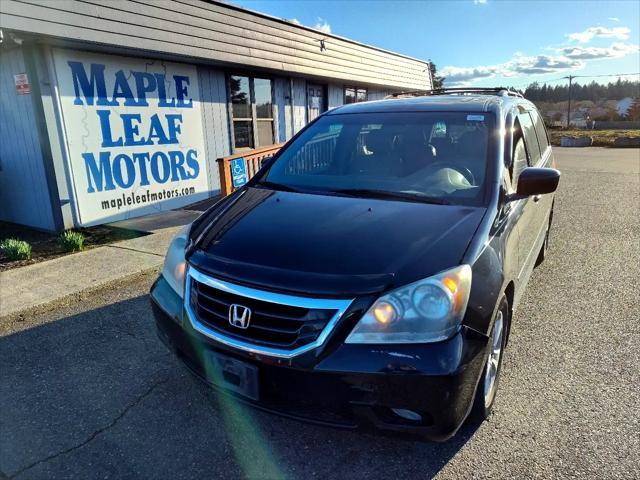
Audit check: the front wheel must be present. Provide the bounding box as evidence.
[471,296,509,421]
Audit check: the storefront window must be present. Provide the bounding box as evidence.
[345,86,368,104]
[229,75,274,150]
[230,76,251,118]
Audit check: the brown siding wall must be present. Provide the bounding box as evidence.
[0,0,431,90]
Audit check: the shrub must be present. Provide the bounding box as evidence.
[59,230,85,252]
[0,238,32,260]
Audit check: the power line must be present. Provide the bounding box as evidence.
[563,72,640,79]
[507,72,640,89]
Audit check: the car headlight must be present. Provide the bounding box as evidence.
[345,265,472,344]
[162,225,190,298]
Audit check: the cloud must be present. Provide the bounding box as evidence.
[440,66,498,83]
[442,53,584,85]
[285,17,331,33]
[567,26,630,43]
[559,42,640,59]
[473,0,487,4]
[608,17,620,22]
[511,55,583,74]
[313,17,332,34]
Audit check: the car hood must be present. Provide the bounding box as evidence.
[188,187,486,297]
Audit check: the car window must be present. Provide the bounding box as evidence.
[530,109,550,155]
[284,123,343,175]
[262,112,495,206]
[518,112,542,165]
[512,137,528,189]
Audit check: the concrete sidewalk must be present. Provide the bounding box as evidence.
[0,207,205,318]
[0,227,174,318]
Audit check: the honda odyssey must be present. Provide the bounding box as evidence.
[150,88,560,441]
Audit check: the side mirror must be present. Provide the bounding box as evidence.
[513,167,561,198]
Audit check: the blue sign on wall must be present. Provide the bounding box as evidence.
[231,157,248,188]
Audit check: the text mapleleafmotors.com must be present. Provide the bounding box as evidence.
[101,186,196,211]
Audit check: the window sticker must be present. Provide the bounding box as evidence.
[467,115,485,121]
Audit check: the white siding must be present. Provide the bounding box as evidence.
[0,0,432,90]
[0,47,56,230]
[198,66,230,193]
[273,77,289,143]
[328,84,344,109]
[368,88,389,101]
[291,78,307,134]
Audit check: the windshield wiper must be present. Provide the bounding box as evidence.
[255,180,301,193]
[328,188,451,205]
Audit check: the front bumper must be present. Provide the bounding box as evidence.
[150,275,489,441]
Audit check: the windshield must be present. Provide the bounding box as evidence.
[260,112,495,206]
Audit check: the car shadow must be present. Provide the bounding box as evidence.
[0,293,479,479]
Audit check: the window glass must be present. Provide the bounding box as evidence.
[256,120,274,147]
[262,112,495,206]
[254,78,273,119]
[345,86,367,104]
[512,137,528,188]
[530,109,549,153]
[518,113,541,164]
[281,124,343,175]
[233,121,253,149]
[230,76,275,150]
[230,76,251,118]
[345,88,356,104]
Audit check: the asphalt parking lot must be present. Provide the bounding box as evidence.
[1,147,638,479]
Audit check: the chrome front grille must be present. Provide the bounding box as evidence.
[185,268,353,358]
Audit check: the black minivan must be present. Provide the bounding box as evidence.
[151,88,560,441]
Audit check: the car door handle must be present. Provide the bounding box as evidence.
[533,194,542,203]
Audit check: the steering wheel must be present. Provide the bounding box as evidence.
[422,162,476,185]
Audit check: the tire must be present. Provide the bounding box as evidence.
[471,296,509,422]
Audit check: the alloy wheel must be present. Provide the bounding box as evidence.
[483,310,504,408]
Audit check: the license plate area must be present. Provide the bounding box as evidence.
[206,351,259,401]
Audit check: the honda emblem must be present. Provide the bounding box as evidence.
[229,304,251,329]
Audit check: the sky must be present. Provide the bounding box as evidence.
[230,0,640,88]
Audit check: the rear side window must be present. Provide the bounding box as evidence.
[518,113,541,165]
[530,109,550,154]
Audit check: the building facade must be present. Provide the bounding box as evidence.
[0,0,432,231]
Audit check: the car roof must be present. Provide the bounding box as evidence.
[327,94,536,117]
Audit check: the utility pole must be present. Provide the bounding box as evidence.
[566,75,573,129]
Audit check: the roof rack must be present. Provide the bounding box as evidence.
[386,87,524,99]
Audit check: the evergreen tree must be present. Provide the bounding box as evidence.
[627,97,640,121]
[521,79,639,102]
[428,60,445,89]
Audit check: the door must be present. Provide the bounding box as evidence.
[515,112,547,278]
[307,84,325,122]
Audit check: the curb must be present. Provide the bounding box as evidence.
[0,227,177,319]
[0,266,161,324]
[560,136,593,147]
[613,137,640,148]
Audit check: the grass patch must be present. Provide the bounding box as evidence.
[0,238,32,260]
[549,129,640,147]
[58,230,85,252]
